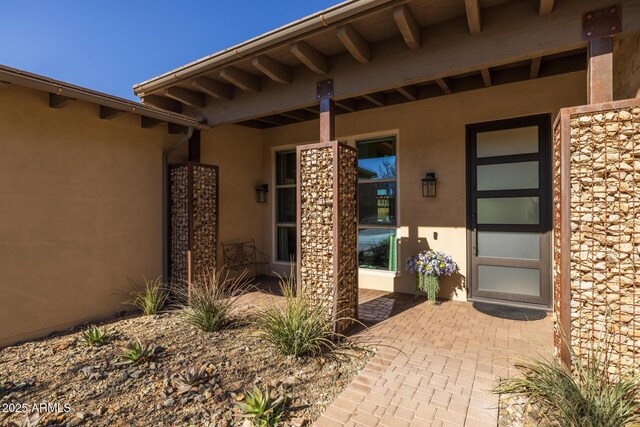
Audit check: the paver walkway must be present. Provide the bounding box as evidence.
[314,289,552,427]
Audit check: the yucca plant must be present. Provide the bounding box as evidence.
[114,339,153,366]
[493,324,640,427]
[126,276,168,316]
[175,267,251,332]
[7,413,42,427]
[235,385,287,427]
[254,274,336,358]
[174,365,208,395]
[81,324,110,346]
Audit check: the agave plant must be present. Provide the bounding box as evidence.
[174,365,208,395]
[80,324,110,346]
[114,339,153,366]
[7,413,42,427]
[235,386,287,427]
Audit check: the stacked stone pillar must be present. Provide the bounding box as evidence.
[169,163,218,285]
[297,141,358,333]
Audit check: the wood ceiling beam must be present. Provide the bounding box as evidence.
[279,110,308,121]
[480,68,492,87]
[539,0,554,16]
[49,93,76,109]
[220,66,261,92]
[191,77,233,100]
[168,123,189,134]
[337,24,371,64]
[435,78,452,94]
[335,98,358,112]
[99,105,124,120]
[256,115,290,126]
[141,116,164,128]
[464,0,482,34]
[530,57,542,79]
[164,86,206,108]
[396,85,417,101]
[362,92,386,107]
[393,5,421,50]
[252,55,292,84]
[291,41,329,74]
[142,94,182,113]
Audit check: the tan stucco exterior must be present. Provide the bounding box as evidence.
[0,85,177,347]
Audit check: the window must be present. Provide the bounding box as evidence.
[275,151,296,261]
[357,137,398,271]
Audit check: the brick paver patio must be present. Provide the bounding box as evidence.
[314,289,553,427]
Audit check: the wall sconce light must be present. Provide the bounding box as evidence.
[421,172,437,197]
[255,184,268,203]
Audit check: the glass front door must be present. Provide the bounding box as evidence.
[467,114,552,307]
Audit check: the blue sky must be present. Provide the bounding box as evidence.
[0,1,340,100]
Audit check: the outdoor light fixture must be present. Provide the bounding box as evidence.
[255,184,268,203]
[421,172,437,197]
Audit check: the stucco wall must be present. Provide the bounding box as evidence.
[261,72,587,298]
[614,32,640,101]
[0,85,176,347]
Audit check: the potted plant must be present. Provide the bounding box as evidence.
[406,249,458,301]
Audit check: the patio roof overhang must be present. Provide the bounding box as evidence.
[133,0,640,129]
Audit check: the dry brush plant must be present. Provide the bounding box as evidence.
[125,276,169,316]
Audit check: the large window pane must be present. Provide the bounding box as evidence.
[276,226,296,262]
[359,182,396,225]
[277,188,296,223]
[477,161,539,191]
[478,231,540,260]
[358,138,396,180]
[478,197,539,225]
[358,228,397,270]
[477,126,538,158]
[276,151,296,185]
[478,265,540,296]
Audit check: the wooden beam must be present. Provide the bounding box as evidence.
[464,0,481,34]
[252,55,291,84]
[393,5,421,50]
[0,81,10,88]
[435,78,452,94]
[587,38,613,104]
[335,98,358,112]
[396,85,417,101]
[257,115,291,126]
[539,0,554,16]
[279,110,308,121]
[220,67,260,92]
[362,92,386,107]
[49,93,75,109]
[191,77,233,100]
[164,86,206,108]
[99,105,124,120]
[141,116,164,128]
[291,41,329,74]
[480,68,492,87]
[337,24,371,64]
[168,123,189,134]
[142,95,182,113]
[530,57,542,79]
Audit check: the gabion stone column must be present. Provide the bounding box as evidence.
[169,162,218,285]
[297,141,358,334]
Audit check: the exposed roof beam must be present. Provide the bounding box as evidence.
[393,5,421,50]
[539,0,554,16]
[279,110,308,121]
[464,0,482,34]
[142,95,182,113]
[191,77,233,100]
[435,78,452,94]
[396,85,417,101]
[141,116,164,129]
[0,81,10,88]
[530,57,542,79]
[291,41,329,74]
[99,105,124,120]
[164,86,206,108]
[252,55,292,84]
[337,24,371,64]
[480,68,492,87]
[362,92,386,107]
[256,115,290,126]
[220,67,261,92]
[335,98,358,112]
[49,93,76,109]
[168,123,189,134]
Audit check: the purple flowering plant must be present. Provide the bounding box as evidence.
[406,249,458,277]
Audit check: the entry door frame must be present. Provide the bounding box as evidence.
[465,114,552,308]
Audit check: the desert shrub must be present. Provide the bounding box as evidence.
[235,385,287,427]
[114,339,152,366]
[81,325,110,346]
[126,276,168,316]
[254,274,336,358]
[174,366,208,395]
[493,326,640,427]
[176,268,251,332]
